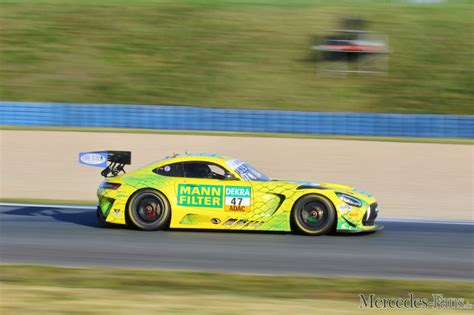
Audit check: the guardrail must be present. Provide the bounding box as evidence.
[1,101,473,138]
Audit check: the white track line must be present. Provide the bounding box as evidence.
[0,202,96,210]
[378,217,473,226]
[1,202,472,225]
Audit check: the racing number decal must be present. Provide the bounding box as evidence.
[225,186,251,212]
[230,197,243,206]
[176,184,251,212]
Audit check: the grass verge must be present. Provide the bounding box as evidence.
[0,0,472,114]
[1,265,473,314]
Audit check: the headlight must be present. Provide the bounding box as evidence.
[336,193,362,207]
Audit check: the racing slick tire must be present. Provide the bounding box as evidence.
[292,194,336,236]
[127,189,171,231]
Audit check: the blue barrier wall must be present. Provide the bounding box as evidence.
[1,101,473,138]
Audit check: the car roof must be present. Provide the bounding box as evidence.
[159,153,236,164]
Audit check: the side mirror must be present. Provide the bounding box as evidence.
[224,173,238,180]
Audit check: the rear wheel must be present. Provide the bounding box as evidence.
[127,189,171,231]
[292,194,336,235]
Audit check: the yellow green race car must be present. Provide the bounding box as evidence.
[79,151,383,235]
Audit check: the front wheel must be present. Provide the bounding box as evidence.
[127,189,171,231]
[292,194,336,236]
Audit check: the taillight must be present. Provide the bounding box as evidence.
[100,182,121,190]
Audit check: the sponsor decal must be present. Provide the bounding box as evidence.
[113,209,120,216]
[225,159,244,171]
[224,186,251,212]
[339,204,352,212]
[225,159,258,180]
[177,184,223,208]
[79,152,108,168]
[210,218,221,224]
[224,218,237,225]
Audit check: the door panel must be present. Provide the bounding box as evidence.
[171,177,253,229]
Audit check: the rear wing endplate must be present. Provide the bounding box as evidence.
[79,151,131,177]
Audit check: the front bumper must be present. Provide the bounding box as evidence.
[362,202,379,226]
[337,202,382,233]
[338,224,384,233]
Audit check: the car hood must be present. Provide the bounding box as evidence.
[270,179,375,203]
[271,179,353,190]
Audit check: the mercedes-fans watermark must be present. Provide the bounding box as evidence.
[359,293,472,309]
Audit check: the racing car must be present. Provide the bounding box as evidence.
[79,151,382,235]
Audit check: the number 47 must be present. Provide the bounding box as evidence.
[231,198,242,206]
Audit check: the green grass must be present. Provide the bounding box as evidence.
[2,265,472,300]
[2,125,474,144]
[0,0,472,114]
[1,265,473,314]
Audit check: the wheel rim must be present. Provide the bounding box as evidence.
[135,193,165,224]
[299,201,328,229]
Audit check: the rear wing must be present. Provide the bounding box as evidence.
[79,151,131,177]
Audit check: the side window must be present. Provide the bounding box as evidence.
[183,162,229,179]
[153,163,184,177]
[209,164,226,177]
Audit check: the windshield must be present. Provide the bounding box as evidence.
[225,159,270,181]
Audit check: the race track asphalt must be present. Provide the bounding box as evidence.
[0,204,472,279]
